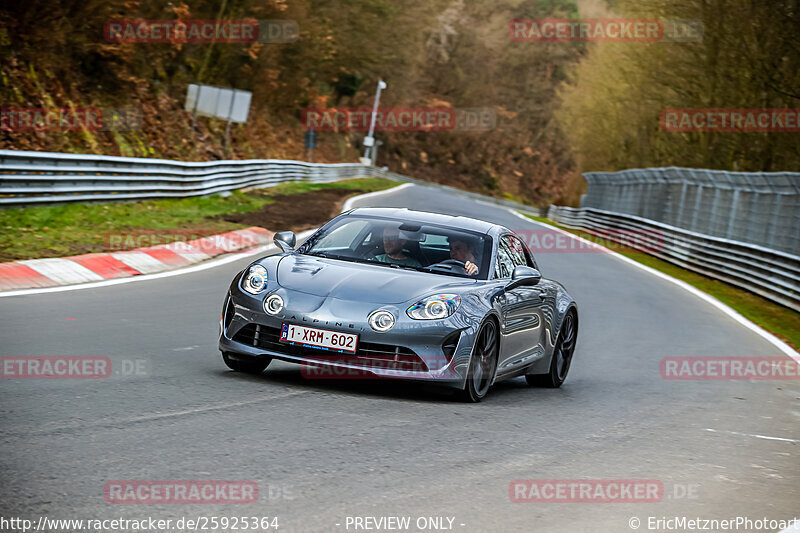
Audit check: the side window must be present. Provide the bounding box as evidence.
[505,235,528,268]
[494,238,515,279]
[522,240,537,269]
[511,233,537,268]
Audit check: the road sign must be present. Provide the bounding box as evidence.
[186,84,253,158]
[185,84,252,124]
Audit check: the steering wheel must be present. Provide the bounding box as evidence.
[361,244,383,260]
[429,259,467,272]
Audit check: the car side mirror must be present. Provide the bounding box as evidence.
[506,265,542,290]
[274,231,296,253]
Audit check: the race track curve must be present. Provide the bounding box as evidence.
[1,183,797,532]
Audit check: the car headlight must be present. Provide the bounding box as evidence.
[369,310,395,332]
[242,265,268,294]
[406,294,461,320]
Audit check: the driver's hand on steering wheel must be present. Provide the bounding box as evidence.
[464,261,478,275]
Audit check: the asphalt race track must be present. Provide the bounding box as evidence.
[1,184,798,532]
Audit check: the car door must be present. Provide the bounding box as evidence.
[516,234,560,353]
[495,234,548,375]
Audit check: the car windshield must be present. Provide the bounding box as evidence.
[297,215,491,279]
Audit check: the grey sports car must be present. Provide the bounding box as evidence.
[219,207,578,401]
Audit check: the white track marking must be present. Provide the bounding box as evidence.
[213,235,240,252]
[0,182,411,298]
[7,391,311,438]
[506,208,800,361]
[705,428,800,444]
[18,258,105,284]
[120,390,310,424]
[111,251,171,274]
[172,250,211,263]
[164,241,211,262]
[342,182,413,211]
[0,244,275,297]
[192,234,239,253]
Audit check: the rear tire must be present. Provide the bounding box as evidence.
[222,351,271,375]
[526,310,577,388]
[459,320,499,402]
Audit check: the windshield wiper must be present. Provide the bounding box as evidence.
[374,262,425,272]
[306,251,359,263]
[420,265,470,278]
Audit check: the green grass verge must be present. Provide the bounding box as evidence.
[0,177,397,262]
[526,215,800,352]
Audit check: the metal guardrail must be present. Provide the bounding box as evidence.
[0,150,550,217]
[582,167,800,256]
[548,206,800,312]
[2,150,794,309]
[0,150,374,205]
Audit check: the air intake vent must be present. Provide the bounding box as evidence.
[441,330,462,361]
[224,298,236,328]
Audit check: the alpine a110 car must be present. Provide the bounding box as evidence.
[219,207,578,401]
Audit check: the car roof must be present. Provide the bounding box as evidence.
[346,207,501,234]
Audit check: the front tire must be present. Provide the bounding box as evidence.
[459,320,499,402]
[526,310,577,388]
[222,351,271,375]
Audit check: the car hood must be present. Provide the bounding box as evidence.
[276,254,474,304]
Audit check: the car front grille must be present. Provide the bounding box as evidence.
[232,324,428,372]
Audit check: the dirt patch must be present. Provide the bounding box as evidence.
[219,188,363,232]
[0,189,365,262]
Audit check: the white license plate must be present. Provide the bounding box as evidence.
[280,323,358,353]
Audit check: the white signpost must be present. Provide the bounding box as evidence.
[362,79,387,165]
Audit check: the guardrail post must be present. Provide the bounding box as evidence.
[726,189,740,239]
[792,194,800,256]
[710,187,722,236]
[766,195,782,250]
[746,191,761,243]
[690,185,703,232]
[676,181,688,229]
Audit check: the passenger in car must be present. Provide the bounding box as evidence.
[375,227,422,268]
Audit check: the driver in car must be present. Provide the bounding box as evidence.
[375,227,422,268]
[448,236,479,275]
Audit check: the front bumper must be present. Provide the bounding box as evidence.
[219,285,477,388]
